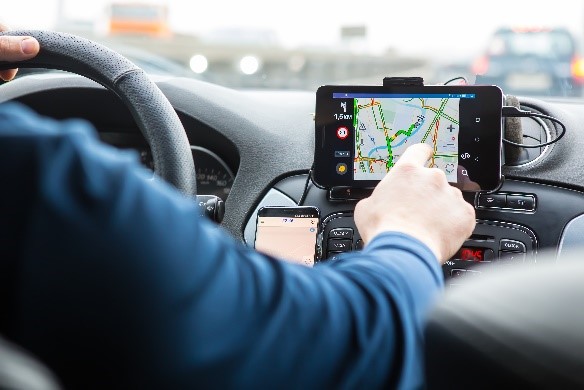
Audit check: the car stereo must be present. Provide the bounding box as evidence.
[313,85,503,192]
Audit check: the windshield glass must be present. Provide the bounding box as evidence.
[4,0,584,97]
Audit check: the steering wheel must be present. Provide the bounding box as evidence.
[0,30,197,196]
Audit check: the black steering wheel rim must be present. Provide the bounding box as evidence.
[0,30,197,196]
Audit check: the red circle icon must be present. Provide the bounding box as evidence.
[336,126,349,140]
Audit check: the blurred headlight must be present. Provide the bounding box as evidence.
[189,54,208,74]
[240,56,260,75]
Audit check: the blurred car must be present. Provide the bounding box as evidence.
[472,27,584,97]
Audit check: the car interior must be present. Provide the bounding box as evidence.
[3,5,584,388]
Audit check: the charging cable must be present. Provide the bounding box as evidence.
[298,167,314,206]
[502,106,566,148]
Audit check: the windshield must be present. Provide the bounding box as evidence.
[4,0,584,97]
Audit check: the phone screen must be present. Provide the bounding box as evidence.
[254,207,319,267]
[313,85,503,191]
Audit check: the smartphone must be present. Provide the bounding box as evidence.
[313,85,503,191]
[254,206,320,267]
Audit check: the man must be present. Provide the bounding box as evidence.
[0,30,475,389]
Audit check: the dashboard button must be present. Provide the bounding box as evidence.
[329,187,373,201]
[477,193,506,208]
[506,195,535,211]
[450,269,466,278]
[483,249,495,261]
[329,228,353,239]
[355,239,364,250]
[328,239,352,252]
[327,251,344,261]
[500,239,526,253]
[499,251,526,263]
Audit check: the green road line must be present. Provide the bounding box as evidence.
[386,123,417,170]
[379,103,420,170]
[391,123,417,141]
[353,99,358,130]
[354,99,360,172]
[421,99,448,143]
[370,104,389,168]
[374,104,395,170]
[377,104,394,170]
[379,105,387,130]
[422,106,459,125]
[385,134,393,170]
[371,105,381,131]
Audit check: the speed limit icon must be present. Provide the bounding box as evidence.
[336,126,349,140]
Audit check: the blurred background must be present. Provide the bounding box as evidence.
[4,0,584,96]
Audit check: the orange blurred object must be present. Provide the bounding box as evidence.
[108,3,171,37]
[471,56,489,76]
[570,56,584,84]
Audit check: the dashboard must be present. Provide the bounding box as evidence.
[3,73,584,283]
[100,132,234,200]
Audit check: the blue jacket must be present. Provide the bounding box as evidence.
[0,103,443,389]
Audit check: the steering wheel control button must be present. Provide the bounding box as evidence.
[336,163,348,175]
[500,239,526,253]
[329,228,353,239]
[355,239,364,250]
[195,195,225,223]
[328,239,352,252]
[477,193,506,208]
[506,194,536,211]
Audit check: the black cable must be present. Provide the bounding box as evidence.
[443,76,468,85]
[522,134,541,142]
[298,169,313,206]
[502,106,566,148]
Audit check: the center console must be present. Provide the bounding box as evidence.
[244,174,584,283]
[319,213,536,285]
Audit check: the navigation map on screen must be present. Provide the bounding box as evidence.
[353,95,462,182]
[255,216,318,267]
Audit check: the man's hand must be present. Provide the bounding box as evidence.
[0,25,40,81]
[354,143,476,263]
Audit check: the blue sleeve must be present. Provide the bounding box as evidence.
[0,103,444,389]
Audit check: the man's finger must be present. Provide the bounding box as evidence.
[395,143,433,167]
[0,36,39,62]
[0,35,39,81]
[0,69,17,82]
